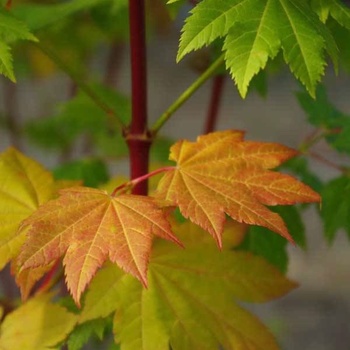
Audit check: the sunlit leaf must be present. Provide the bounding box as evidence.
[156,130,320,246]
[18,187,181,304]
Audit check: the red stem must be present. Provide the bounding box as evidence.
[111,166,176,196]
[127,0,151,195]
[204,75,225,134]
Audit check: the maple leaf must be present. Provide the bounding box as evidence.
[177,0,338,97]
[17,187,180,304]
[79,222,297,350]
[0,148,55,270]
[156,130,320,246]
[0,294,77,350]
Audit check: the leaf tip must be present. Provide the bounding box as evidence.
[237,84,248,99]
[168,232,184,248]
[176,52,183,63]
[283,228,295,245]
[139,273,148,289]
[215,235,223,250]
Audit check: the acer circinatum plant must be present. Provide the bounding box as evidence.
[0,0,349,349]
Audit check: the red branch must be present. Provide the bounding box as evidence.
[127,0,151,195]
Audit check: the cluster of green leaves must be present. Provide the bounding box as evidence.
[176,0,350,97]
[2,0,350,91]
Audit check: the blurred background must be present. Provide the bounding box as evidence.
[0,1,349,349]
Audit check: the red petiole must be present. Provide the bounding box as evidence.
[111,166,176,197]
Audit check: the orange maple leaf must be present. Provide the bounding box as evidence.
[17,187,180,304]
[156,130,320,246]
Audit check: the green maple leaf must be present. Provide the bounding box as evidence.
[0,8,37,81]
[297,85,350,154]
[178,0,338,97]
[223,0,281,97]
[80,222,297,350]
[321,176,350,242]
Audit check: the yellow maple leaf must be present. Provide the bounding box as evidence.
[0,294,76,350]
[0,148,55,270]
[156,130,320,246]
[91,221,296,350]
